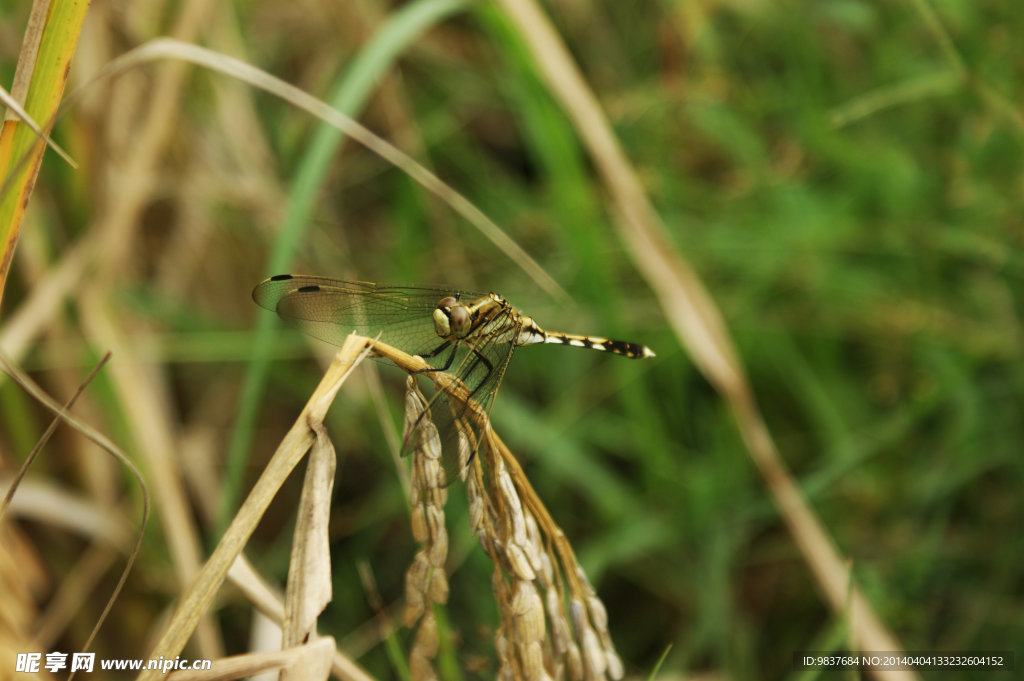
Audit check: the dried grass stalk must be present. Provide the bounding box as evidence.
[140,337,369,681]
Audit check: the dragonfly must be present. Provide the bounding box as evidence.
[253,274,655,477]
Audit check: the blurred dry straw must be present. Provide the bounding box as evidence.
[143,336,371,681]
[401,373,622,681]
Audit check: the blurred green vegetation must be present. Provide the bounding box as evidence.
[2,0,1021,679]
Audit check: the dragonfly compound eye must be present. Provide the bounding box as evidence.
[448,305,471,337]
[432,306,451,337]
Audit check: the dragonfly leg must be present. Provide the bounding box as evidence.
[461,345,494,401]
[407,341,460,435]
[414,340,457,373]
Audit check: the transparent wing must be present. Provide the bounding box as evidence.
[253,274,488,356]
[411,310,521,485]
[254,274,521,485]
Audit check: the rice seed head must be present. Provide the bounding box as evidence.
[399,372,627,681]
[546,587,572,655]
[605,650,624,681]
[403,379,451,681]
[587,596,608,631]
[428,566,449,604]
[410,504,428,543]
[426,505,448,567]
[580,627,607,681]
[538,550,554,587]
[413,611,439,658]
[520,640,550,681]
[468,485,485,532]
[505,542,537,581]
[510,580,546,642]
[570,599,587,637]
[458,427,473,481]
[407,397,446,497]
[409,650,437,681]
[566,642,584,681]
[576,565,602,599]
[403,551,430,626]
[495,629,515,681]
[496,463,529,547]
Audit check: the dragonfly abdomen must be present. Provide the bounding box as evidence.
[510,313,655,358]
[544,333,654,358]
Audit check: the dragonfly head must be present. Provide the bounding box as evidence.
[433,296,472,340]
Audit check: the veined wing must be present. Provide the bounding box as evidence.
[255,274,525,483]
[252,274,489,355]
[408,307,521,483]
[453,309,521,409]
